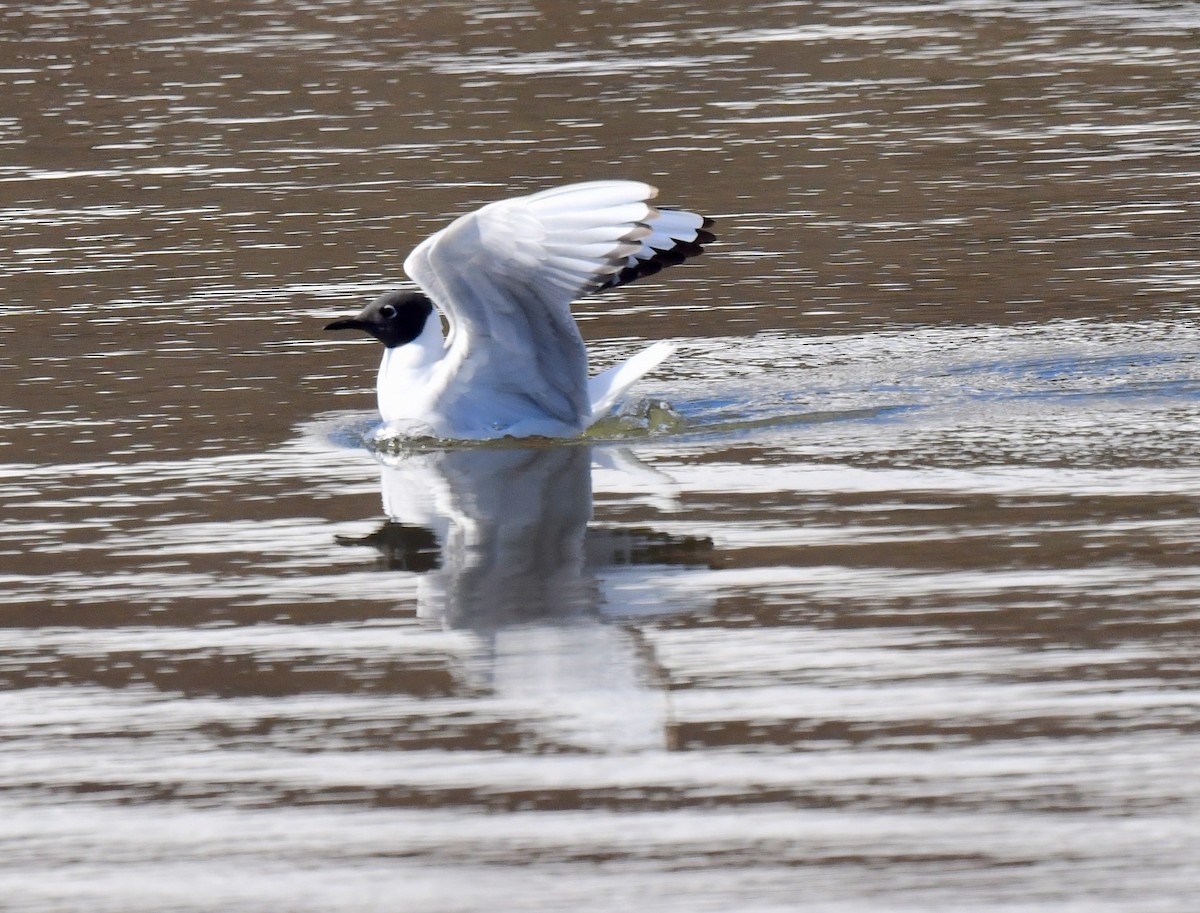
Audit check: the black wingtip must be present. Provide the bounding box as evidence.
[594,214,717,294]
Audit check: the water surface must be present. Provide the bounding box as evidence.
[2,2,1199,911]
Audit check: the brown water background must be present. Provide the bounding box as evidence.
[2,2,1199,911]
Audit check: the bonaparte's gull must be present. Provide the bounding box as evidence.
[325,180,715,439]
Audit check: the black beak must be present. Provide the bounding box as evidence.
[325,317,366,333]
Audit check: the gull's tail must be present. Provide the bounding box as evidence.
[586,341,677,426]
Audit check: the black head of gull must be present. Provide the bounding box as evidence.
[325,290,435,349]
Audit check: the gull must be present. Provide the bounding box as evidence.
[324,180,715,439]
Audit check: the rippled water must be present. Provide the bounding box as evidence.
[3,2,1200,911]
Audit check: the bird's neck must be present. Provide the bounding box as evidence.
[376,311,445,424]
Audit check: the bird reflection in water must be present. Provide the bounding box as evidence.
[337,443,716,751]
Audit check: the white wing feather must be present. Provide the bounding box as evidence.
[587,340,677,424]
[403,181,660,431]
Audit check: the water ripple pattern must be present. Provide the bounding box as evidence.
[2,2,1199,912]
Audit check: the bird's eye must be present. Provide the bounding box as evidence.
[380,304,397,319]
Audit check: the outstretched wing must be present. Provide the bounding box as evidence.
[403,180,659,427]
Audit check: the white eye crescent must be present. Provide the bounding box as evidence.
[380,304,397,319]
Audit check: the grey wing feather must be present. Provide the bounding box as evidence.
[403,181,659,426]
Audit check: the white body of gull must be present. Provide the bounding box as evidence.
[326,180,715,440]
